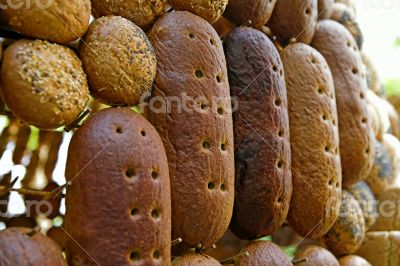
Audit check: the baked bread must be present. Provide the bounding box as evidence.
[172,254,221,265]
[168,0,228,23]
[0,0,91,44]
[370,187,400,231]
[361,53,383,96]
[319,0,334,19]
[267,0,318,44]
[25,181,62,219]
[234,241,292,266]
[366,90,389,141]
[91,0,166,29]
[338,255,372,266]
[312,20,374,187]
[147,11,234,249]
[348,181,378,229]
[294,245,339,266]
[224,0,277,28]
[1,39,89,129]
[331,3,363,49]
[282,43,341,239]
[225,27,291,239]
[79,16,156,106]
[65,108,171,265]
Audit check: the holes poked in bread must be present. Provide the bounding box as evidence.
[130,250,140,262]
[210,38,215,46]
[202,140,211,150]
[332,119,337,126]
[324,146,330,153]
[125,168,136,178]
[151,209,160,219]
[305,7,311,15]
[360,92,365,99]
[131,208,138,216]
[153,250,161,259]
[318,87,324,94]
[322,114,328,121]
[208,182,215,190]
[220,142,227,151]
[220,183,226,191]
[151,168,158,180]
[277,197,282,203]
[311,57,316,64]
[217,106,224,115]
[328,179,334,186]
[274,98,281,107]
[365,147,370,154]
[347,41,351,47]
[116,127,123,134]
[189,33,195,39]
[272,65,278,72]
[140,129,146,136]
[278,129,284,137]
[195,70,204,78]
[216,75,222,83]
[361,117,368,124]
[200,102,208,112]
[352,67,358,75]
[277,160,283,169]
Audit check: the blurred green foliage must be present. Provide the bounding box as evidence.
[385,79,400,95]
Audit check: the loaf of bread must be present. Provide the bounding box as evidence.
[331,3,363,49]
[234,241,292,266]
[172,254,222,265]
[318,0,334,19]
[370,187,400,231]
[1,39,89,129]
[362,53,383,96]
[348,181,377,229]
[169,0,228,23]
[0,0,91,44]
[338,255,372,266]
[147,11,234,249]
[281,43,341,238]
[79,16,157,106]
[366,90,390,141]
[65,108,171,265]
[224,0,277,28]
[267,0,318,44]
[312,20,374,187]
[225,27,291,239]
[91,0,166,29]
[0,227,66,266]
[294,245,339,266]
[323,190,366,256]
[356,231,400,266]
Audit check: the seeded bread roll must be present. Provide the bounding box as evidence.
[80,16,157,106]
[147,11,234,249]
[281,43,341,238]
[294,245,339,266]
[225,27,291,239]
[331,3,363,49]
[312,20,374,187]
[323,191,366,256]
[91,0,166,29]
[0,227,66,266]
[169,0,228,23]
[234,241,292,266]
[318,0,334,19]
[356,231,400,266]
[224,0,277,28]
[267,0,318,44]
[0,0,91,44]
[1,39,89,130]
[348,181,378,230]
[172,254,222,265]
[65,108,171,265]
[370,187,400,231]
[338,255,372,266]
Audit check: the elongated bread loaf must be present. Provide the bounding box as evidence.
[318,0,334,19]
[225,27,291,239]
[312,20,374,187]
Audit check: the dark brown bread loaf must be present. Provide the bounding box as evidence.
[281,43,341,239]
[224,27,291,240]
[331,3,363,49]
[0,227,66,266]
[234,241,292,266]
[294,245,339,266]
[338,255,372,266]
[169,0,228,23]
[224,0,277,28]
[172,254,222,265]
[0,0,91,44]
[267,0,318,44]
[319,0,334,19]
[147,11,234,249]
[65,108,171,265]
[348,181,377,230]
[312,20,374,187]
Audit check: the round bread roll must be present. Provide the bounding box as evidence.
[294,245,339,266]
[0,0,91,44]
[169,0,228,24]
[172,254,221,265]
[338,255,372,266]
[318,0,334,19]
[234,241,292,266]
[80,16,156,106]
[1,39,89,129]
[91,0,166,29]
[323,190,366,256]
[348,181,378,230]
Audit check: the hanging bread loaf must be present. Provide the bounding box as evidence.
[234,241,292,266]
[172,254,222,266]
[147,11,234,249]
[65,108,171,265]
[348,181,378,229]
[312,20,374,187]
[281,43,341,238]
[168,0,228,23]
[294,245,339,266]
[318,0,334,19]
[224,27,291,239]
[338,255,372,266]
[331,3,363,49]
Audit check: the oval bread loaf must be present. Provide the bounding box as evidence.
[312,20,374,187]
[147,11,234,249]
[294,245,339,266]
[225,27,291,239]
[65,108,171,265]
[234,241,292,266]
[319,0,334,19]
[168,0,228,23]
[172,254,222,266]
[281,43,341,238]
[348,181,378,229]
[267,0,318,44]
[338,255,372,266]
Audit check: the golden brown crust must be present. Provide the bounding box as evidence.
[172,254,222,265]
[80,16,156,106]
[338,255,372,266]
[282,43,341,239]
[1,39,89,129]
[0,0,91,44]
[319,0,334,19]
[224,0,277,28]
[234,241,292,266]
[348,181,377,230]
[169,0,228,24]
[147,11,234,249]
[312,20,374,187]
[294,245,339,266]
[331,3,363,49]
[65,108,171,266]
[267,0,318,44]
[225,27,291,239]
[91,0,166,29]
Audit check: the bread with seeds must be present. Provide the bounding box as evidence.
[348,181,377,229]
[294,245,339,266]
[169,0,228,23]
[225,27,291,240]
[80,16,157,106]
[172,254,222,265]
[234,241,292,266]
[65,108,171,266]
[281,43,341,239]
[0,39,89,130]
